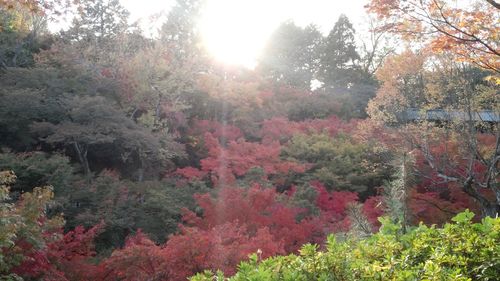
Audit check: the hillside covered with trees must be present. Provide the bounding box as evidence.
[0,0,499,280]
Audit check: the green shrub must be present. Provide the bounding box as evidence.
[282,133,393,194]
[191,210,500,281]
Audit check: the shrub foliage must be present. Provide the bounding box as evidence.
[193,210,500,281]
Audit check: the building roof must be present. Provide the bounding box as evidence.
[403,109,500,123]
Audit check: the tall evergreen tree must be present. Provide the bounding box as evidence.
[318,15,361,90]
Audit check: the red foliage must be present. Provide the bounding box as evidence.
[47,223,104,281]
[163,223,284,280]
[100,184,312,280]
[409,186,481,225]
[197,132,305,186]
[306,181,361,233]
[179,117,361,186]
[313,181,359,216]
[352,119,403,150]
[358,121,492,225]
[175,166,207,180]
[407,134,490,224]
[191,119,243,142]
[10,239,59,280]
[10,180,389,281]
[11,224,103,281]
[362,196,385,229]
[100,230,168,281]
[184,184,320,252]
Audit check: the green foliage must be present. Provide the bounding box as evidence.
[30,95,182,179]
[63,172,208,250]
[236,167,273,189]
[192,211,500,281]
[0,67,117,148]
[0,65,184,180]
[285,92,344,121]
[259,22,322,90]
[0,151,75,194]
[289,183,320,217]
[317,14,361,90]
[0,7,50,68]
[283,133,392,194]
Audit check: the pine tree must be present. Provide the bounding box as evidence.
[318,15,361,91]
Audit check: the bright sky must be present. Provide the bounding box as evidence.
[114,0,370,67]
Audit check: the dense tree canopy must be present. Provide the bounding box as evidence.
[0,0,498,279]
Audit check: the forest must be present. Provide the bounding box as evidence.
[0,0,499,280]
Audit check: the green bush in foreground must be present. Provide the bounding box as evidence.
[192,210,500,281]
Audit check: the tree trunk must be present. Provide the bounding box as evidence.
[137,158,144,182]
[73,141,91,177]
[462,176,499,218]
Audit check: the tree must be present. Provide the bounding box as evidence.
[0,0,74,16]
[31,95,174,180]
[65,0,129,47]
[0,170,63,280]
[163,223,283,280]
[260,116,357,145]
[366,0,500,73]
[317,15,361,90]
[177,122,305,187]
[258,22,322,90]
[116,42,196,135]
[282,133,393,195]
[0,6,50,67]
[111,0,209,139]
[358,17,396,75]
[0,151,75,195]
[62,172,207,250]
[99,230,169,280]
[0,69,68,148]
[368,50,500,217]
[159,0,206,68]
[366,50,427,124]
[100,183,324,281]
[182,184,321,253]
[382,154,415,233]
[43,223,103,281]
[315,15,378,118]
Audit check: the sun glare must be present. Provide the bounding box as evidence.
[51,0,368,68]
[121,0,368,68]
[198,0,367,68]
[199,0,282,68]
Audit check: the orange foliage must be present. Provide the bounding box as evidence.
[366,0,499,72]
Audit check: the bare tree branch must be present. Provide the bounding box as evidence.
[484,0,500,10]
